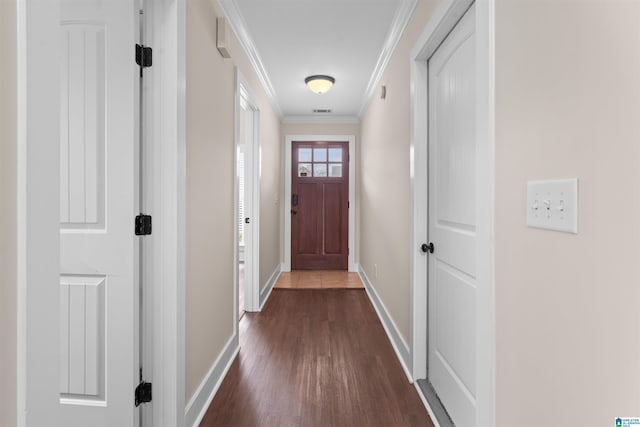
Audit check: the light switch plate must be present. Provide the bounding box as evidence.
[526,179,578,234]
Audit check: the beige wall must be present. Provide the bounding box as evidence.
[186,0,234,401]
[495,1,640,424]
[0,1,17,426]
[185,0,281,402]
[358,0,437,344]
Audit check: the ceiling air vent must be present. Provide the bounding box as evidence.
[313,109,332,113]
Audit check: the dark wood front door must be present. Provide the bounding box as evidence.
[292,141,349,270]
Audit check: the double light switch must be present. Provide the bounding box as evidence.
[526,179,578,234]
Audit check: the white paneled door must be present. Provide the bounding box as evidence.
[427,4,477,427]
[56,0,138,425]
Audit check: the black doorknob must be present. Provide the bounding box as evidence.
[421,243,434,254]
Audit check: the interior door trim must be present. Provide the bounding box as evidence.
[283,134,356,272]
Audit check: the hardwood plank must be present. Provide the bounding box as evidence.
[199,289,433,427]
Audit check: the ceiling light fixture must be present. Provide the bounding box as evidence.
[305,75,335,95]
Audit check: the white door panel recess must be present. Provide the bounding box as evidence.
[428,4,477,427]
[32,0,139,425]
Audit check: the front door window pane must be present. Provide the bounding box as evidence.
[314,148,327,162]
[328,148,342,162]
[298,163,312,177]
[329,164,342,177]
[299,148,312,162]
[313,164,327,177]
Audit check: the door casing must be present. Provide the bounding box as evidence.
[409,0,495,426]
[234,68,261,314]
[284,134,356,273]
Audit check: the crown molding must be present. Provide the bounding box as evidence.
[358,0,418,118]
[217,0,283,117]
[282,115,361,125]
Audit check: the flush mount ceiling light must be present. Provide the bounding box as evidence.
[305,75,335,94]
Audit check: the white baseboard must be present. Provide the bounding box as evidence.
[280,262,290,273]
[259,264,281,309]
[414,382,442,427]
[184,334,240,427]
[358,266,413,383]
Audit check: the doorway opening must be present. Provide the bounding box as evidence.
[284,135,357,273]
[409,1,495,426]
[237,103,247,319]
[291,140,349,270]
[234,69,260,320]
[421,4,477,426]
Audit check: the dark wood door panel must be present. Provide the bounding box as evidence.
[295,182,320,255]
[323,183,343,255]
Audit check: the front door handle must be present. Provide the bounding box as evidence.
[291,210,297,215]
[245,217,250,224]
[421,242,434,254]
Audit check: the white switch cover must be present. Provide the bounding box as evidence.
[526,179,578,234]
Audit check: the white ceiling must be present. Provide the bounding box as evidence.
[219,0,414,122]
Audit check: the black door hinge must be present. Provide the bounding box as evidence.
[136,44,152,68]
[135,214,152,236]
[134,381,152,406]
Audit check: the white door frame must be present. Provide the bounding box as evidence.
[147,0,186,426]
[283,134,357,273]
[234,68,261,315]
[17,1,187,426]
[409,0,495,425]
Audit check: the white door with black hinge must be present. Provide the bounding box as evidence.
[29,0,140,425]
[427,4,477,427]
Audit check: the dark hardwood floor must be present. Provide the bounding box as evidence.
[199,289,434,427]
